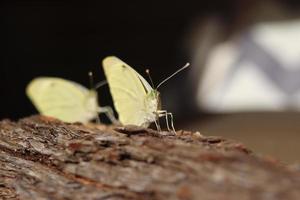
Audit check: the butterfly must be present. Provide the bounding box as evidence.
[102,56,189,132]
[26,77,117,123]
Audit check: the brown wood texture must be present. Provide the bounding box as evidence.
[1,115,300,200]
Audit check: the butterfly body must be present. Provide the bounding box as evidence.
[140,90,160,127]
[84,90,100,116]
[103,56,175,131]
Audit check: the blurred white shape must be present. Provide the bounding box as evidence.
[198,42,238,98]
[196,19,300,112]
[253,20,300,69]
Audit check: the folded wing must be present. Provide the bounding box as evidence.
[26,77,98,123]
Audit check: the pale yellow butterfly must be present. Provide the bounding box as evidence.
[102,56,189,132]
[26,77,117,123]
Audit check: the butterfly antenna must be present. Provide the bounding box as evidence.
[94,80,107,89]
[156,62,190,89]
[146,69,155,88]
[89,71,107,90]
[88,71,101,123]
[88,71,94,90]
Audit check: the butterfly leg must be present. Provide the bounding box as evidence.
[158,110,176,133]
[167,112,176,133]
[157,110,176,133]
[98,106,119,125]
[154,119,161,132]
[154,113,161,132]
[157,110,170,131]
[96,114,101,124]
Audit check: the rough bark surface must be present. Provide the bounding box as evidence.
[1,115,300,200]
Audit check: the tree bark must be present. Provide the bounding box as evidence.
[1,115,300,200]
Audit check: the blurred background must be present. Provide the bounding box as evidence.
[2,0,300,163]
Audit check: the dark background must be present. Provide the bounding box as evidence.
[1,0,236,121]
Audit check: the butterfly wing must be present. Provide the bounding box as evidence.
[136,72,153,94]
[102,56,156,127]
[26,77,98,123]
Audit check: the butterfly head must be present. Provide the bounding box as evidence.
[146,89,161,111]
[148,89,159,99]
